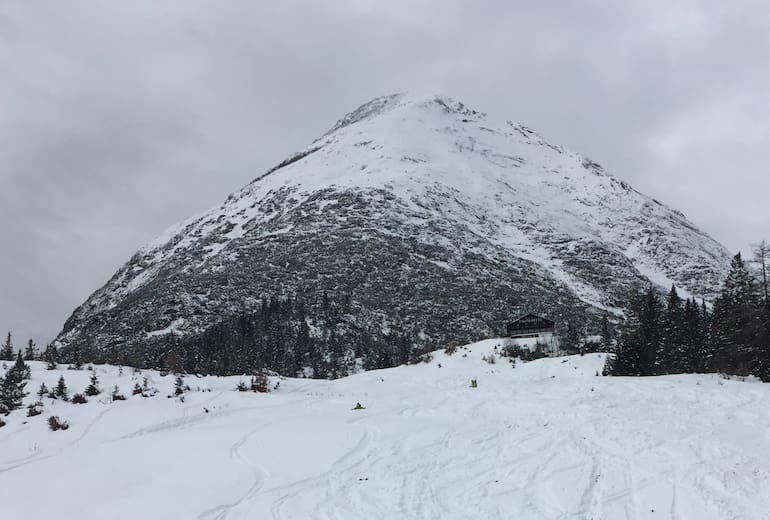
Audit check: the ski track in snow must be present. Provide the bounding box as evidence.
[2,345,770,519]
[196,423,272,520]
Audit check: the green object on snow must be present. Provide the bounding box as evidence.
[353,402,365,410]
[470,379,477,388]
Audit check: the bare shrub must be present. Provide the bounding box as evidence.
[48,416,69,431]
[251,370,270,393]
[27,402,43,417]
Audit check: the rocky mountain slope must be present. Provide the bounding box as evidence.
[54,93,731,374]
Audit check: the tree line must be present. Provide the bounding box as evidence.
[605,245,770,381]
[58,292,423,379]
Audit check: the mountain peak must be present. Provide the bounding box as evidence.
[322,92,484,138]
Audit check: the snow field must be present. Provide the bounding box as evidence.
[2,340,770,519]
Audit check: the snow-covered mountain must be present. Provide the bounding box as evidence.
[54,93,730,367]
[3,344,769,519]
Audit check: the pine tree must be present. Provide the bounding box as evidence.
[660,285,685,374]
[562,322,582,355]
[638,287,663,375]
[599,315,613,352]
[84,372,101,396]
[9,351,31,380]
[752,240,770,305]
[609,287,662,376]
[754,302,770,382]
[699,299,713,371]
[0,376,26,411]
[0,332,13,361]
[54,375,68,401]
[607,290,642,376]
[681,298,701,372]
[174,375,185,396]
[23,340,36,361]
[0,361,27,411]
[711,253,759,375]
[37,382,49,399]
[43,343,59,369]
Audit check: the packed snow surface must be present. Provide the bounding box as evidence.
[2,341,769,519]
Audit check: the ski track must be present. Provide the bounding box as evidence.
[268,424,379,520]
[0,404,114,474]
[196,423,271,520]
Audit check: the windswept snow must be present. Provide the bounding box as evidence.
[2,341,769,519]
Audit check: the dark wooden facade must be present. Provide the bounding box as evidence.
[506,314,555,337]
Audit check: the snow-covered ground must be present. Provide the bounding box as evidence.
[2,340,769,519]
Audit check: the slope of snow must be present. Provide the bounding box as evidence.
[2,342,769,519]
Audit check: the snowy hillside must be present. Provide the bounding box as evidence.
[54,93,731,370]
[2,342,769,519]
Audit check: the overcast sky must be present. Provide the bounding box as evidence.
[1,1,769,347]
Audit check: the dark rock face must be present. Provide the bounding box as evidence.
[54,94,730,376]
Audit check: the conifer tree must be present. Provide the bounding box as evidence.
[660,285,685,373]
[562,322,582,355]
[9,351,31,380]
[754,302,770,382]
[599,315,613,352]
[54,375,68,401]
[681,298,701,372]
[711,253,759,375]
[24,340,36,361]
[173,375,185,396]
[699,299,714,371]
[752,240,770,305]
[0,332,13,361]
[638,287,663,375]
[0,362,27,411]
[608,287,662,376]
[37,382,49,399]
[43,343,59,369]
[84,372,101,396]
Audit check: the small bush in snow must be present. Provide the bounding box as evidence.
[71,393,88,404]
[173,376,189,396]
[132,383,143,396]
[111,386,126,401]
[142,377,156,394]
[48,416,69,431]
[236,381,248,392]
[27,402,43,417]
[444,342,458,355]
[482,354,496,364]
[0,403,9,416]
[251,371,270,393]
